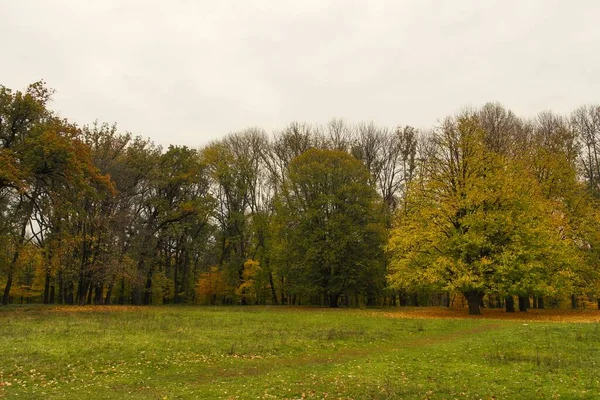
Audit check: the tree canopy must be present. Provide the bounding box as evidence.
[387,114,586,314]
[1,82,599,313]
[275,149,386,307]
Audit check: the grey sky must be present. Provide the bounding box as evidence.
[1,1,599,148]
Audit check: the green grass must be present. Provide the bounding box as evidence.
[0,306,599,399]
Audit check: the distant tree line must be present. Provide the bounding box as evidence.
[1,82,599,314]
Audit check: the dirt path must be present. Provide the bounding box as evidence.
[194,321,505,383]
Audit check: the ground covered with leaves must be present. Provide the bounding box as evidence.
[0,306,599,399]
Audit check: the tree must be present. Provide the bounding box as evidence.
[276,149,386,307]
[202,130,270,304]
[521,111,600,309]
[572,105,600,308]
[129,145,212,305]
[351,123,418,216]
[1,82,108,305]
[387,114,575,315]
[152,146,213,304]
[573,105,600,195]
[1,82,53,304]
[27,120,112,306]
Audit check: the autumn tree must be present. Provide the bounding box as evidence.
[567,106,600,308]
[0,82,52,304]
[202,130,271,304]
[517,111,600,310]
[28,120,112,306]
[126,145,213,305]
[152,146,213,304]
[387,113,576,315]
[1,82,109,305]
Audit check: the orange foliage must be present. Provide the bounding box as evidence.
[195,266,231,304]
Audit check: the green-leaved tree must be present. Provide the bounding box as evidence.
[276,149,386,307]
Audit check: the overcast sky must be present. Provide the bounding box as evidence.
[1,1,599,148]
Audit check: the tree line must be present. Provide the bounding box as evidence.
[1,82,599,314]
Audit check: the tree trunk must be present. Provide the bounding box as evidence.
[58,271,64,304]
[538,297,545,309]
[105,280,113,305]
[597,298,600,310]
[495,296,503,309]
[85,283,93,305]
[328,292,340,308]
[3,224,28,305]
[443,292,451,308]
[487,295,495,309]
[61,283,67,305]
[143,270,153,305]
[94,283,104,305]
[66,281,74,305]
[465,291,484,315]
[179,253,189,303]
[77,275,88,305]
[268,272,279,305]
[399,291,407,306]
[367,294,377,307]
[119,277,126,305]
[2,271,13,305]
[3,193,36,305]
[571,294,578,309]
[505,296,515,313]
[132,287,142,305]
[49,284,55,304]
[170,251,177,304]
[518,295,530,312]
[411,293,419,306]
[43,269,52,304]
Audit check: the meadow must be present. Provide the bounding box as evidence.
[1,306,599,399]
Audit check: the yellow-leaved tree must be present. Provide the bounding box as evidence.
[195,266,231,305]
[387,113,580,315]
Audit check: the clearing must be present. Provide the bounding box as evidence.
[0,306,599,399]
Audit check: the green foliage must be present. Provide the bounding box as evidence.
[1,81,599,308]
[276,149,386,306]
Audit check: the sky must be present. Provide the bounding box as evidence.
[1,0,599,149]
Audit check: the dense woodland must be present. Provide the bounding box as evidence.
[1,82,599,314]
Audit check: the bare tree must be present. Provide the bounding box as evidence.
[478,102,521,156]
[572,105,600,194]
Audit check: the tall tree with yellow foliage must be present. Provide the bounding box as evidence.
[388,113,579,315]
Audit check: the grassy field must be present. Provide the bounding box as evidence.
[0,306,599,399]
